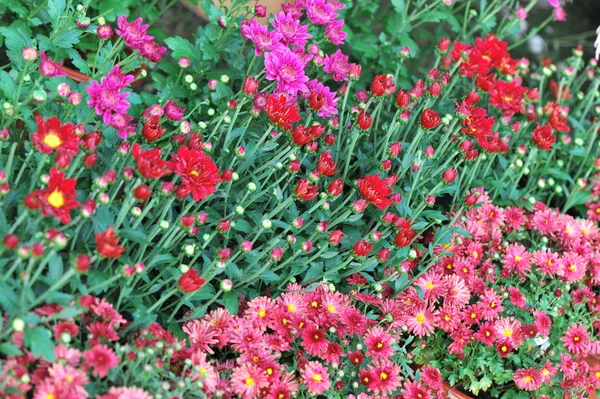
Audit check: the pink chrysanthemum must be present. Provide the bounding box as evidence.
[83,344,119,378]
[116,16,153,48]
[415,271,445,301]
[478,289,503,319]
[301,323,329,356]
[503,244,531,274]
[325,19,346,46]
[561,251,586,282]
[231,364,268,399]
[513,367,543,391]
[534,311,552,337]
[444,275,471,309]
[370,359,402,394]
[264,48,309,95]
[271,12,312,47]
[241,19,283,56]
[561,324,590,357]
[533,249,562,276]
[494,317,522,345]
[86,66,134,125]
[191,351,219,392]
[405,305,436,337]
[305,0,339,25]
[183,320,219,353]
[323,49,350,82]
[364,326,394,359]
[401,381,432,399]
[302,361,331,395]
[508,286,526,309]
[304,79,339,118]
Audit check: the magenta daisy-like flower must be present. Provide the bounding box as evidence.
[231,364,268,399]
[502,244,531,274]
[323,49,350,82]
[304,79,339,118]
[301,323,329,356]
[325,19,346,46]
[561,324,590,357]
[560,251,586,282]
[494,317,523,345]
[271,12,312,47]
[241,19,283,56]
[83,344,119,378]
[302,361,331,395]
[264,48,309,95]
[86,66,134,125]
[116,15,153,48]
[305,0,339,25]
[513,367,543,391]
[364,326,394,360]
[405,304,436,337]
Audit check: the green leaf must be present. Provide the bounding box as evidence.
[302,263,323,284]
[165,36,201,61]
[24,327,55,362]
[0,71,17,102]
[259,270,280,283]
[223,291,239,314]
[119,228,149,245]
[47,0,66,27]
[53,30,81,49]
[0,342,22,356]
[0,282,18,311]
[390,0,406,13]
[48,253,64,282]
[67,48,91,75]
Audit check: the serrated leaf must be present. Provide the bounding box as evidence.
[24,327,55,362]
[53,30,81,49]
[0,70,17,102]
[48,0,66,27]
[67,48,91,75]
[165,36,201,61]
[223,291,239,314]
[0,342,22,356]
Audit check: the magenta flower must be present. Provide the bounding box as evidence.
[116,15,153,48]
[553,6,567,21]
[548,0,560,7]
[139,40,166,63]
[264,48,309,95]
[86,66,134,125]
[39,51,66,77]
[323,49,350,82]
[271,12,312,47]
[304,79,339,118]
[305,0,339,25]
[241,19,283,56]
[325,19,347,46]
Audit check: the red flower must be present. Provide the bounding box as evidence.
[290,125,312,146]
[83,344,119,378]
[134,184,152,201]
[168,145,221,202]
[295,178,319,201]
[358,174,393,210]
[549,79,571,101]
[132,144,172,179]
[353,240,373,257]
[395,90,410,109]
[83,131,103,151]
[371,75,396,97]
[24,167,80,224]
[420,109,441,130]
[243,76,259,95]
[489,80,527,114]
[357,110,372,130]
[32,115,81,168]
[442,168,458,183]
[545,102,570,133]
[317,151,337,176]
[531,124,556,151]
[95,226,126,258]
[266,94,302,131]
[3,234,19,249]
[437,37,451,54]
[178,268,206,292]
[142,115,166,142]
[328,178,344,197]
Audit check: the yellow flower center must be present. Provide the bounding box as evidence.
[380,372,388,380]
[43,133,62,148]
[470,312,476,319]
[473,251,479,259]
[48,190,65,208]
[514,255,522,262]
[65,374,73,383]
[377,342,383,348]
[312,373,322,382]
[245,377,255,386]
[501,345,508,352]
[200,367,207,377]
[47,395,56,399]
[311,301,318,307]
[542,369,550,376]
[444,315,451,322]
[190,170,199,177]
[574,336,580,342]
[267,368,273,375]
[523,375,532,382]
[287,304,296,312]
[426,282,435,290]
[257,309,266,318]
[503,329,513,337]
[416,314,426,323]
[565,226,573,234]
[568,264,576,272]
[327,304,337,313]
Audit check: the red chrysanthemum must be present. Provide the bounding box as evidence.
[265,94,302,131]
[24,167,80,224]
[358,174,393,210]
[132,144,172,179]
[142,115,166,142]
[95,226,126,258]
[531,123,556,151]
[178,268,206,293]
[32,115,81,168]
[489,80,527,114]
[295,178,319,200]
[168,145,221,202]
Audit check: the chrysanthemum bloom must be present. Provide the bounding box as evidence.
[295,178,319,200]
[357,109,372,130]
[301,323,329,355]
[508,286,526,309]
[495,317,523,345]
[302,361,331,395]
[401,381,432,399]
[305,0,340,25]
[86,65,134,125]
[24,167,80,224]
[358,174,393,210]
[231,364,268,399]
[562,324,590,357]
[489,80,527,114]
[264,48,309,95]
[241,19,283,56]
[168,145,221,201]
[323,49,350,82]
[39,51,66,77]
[271,12,312,47]
[405,305,436,337]
[164,100,185,121]
[132,144,171,179]
[364,326,394,360]
[95,226,126,258]
[531,123,556,150]
[305,79,339,118]
[265,94,302,131]
[32,115,81,168]
[561,251,586,282]
[371,75,396,97]
[325,19,346,45]
[368,359,402,394]
[503,244,531,274]
[420,109,441,130]
[513,368,543,391]
[317,151,337,176]
[83,344,119,377]
[116,15,153,48]
[178,268,206,293]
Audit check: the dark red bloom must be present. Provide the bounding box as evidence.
[420,109,441,130]
[75,254,92,272]
[357,109,372,130]
[489,80,527,114]
[438,37,451,54]
[395,90,410,109]
[328,178,344,197]
[545,102,570,133]
[142,115,166,142]
[295,178,319,201]
[394,227,416,248]
[95,226,126,258]
[83,131,103,151]
[32,116,81,168]
[167,145,221,202]
[531,124,556,151]
[83,153,98,168]
[371,75,396,97]
[290,126,312,146]
[266,94,302,131]
[3,234,19,249]
[317,151,337,176]
[358,174,393,210]
[178,268,206,293]
[24,167,80,224]
[134,184,152,201]
[329,230,344,245]
[549,79,572,101]
[353,240,373,257]
[132,144,171,179]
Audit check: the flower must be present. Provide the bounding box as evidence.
[24,167,80,224]
[295,178,319,200]
[83,344,119,378]
[241,19,283,56]
[357,109,372,130]
[132,144,172,179]
[265,94,302,131]
[39,51,66,77]
[358,174,393,210]
[406,305,436,337]
[353,240,373,257]
[95,226,126,258]
[364,326,394,360]
[442,168,458,183]
[561,324,590,357]
[141,115,166,142]
[231,363,267,399]
[264,48,309,95]
[271,12,312,47]
[86,66,134,126]
[164,100,185,121]
[531,124,556,150]
[513,368,542,391]
[178,268,206,293]
[325,19,346,45]
[168,145,221,202]
[116,15,153,48]
[305,79,339,118]
[32,115,81,168]
[317,151,337,176]
[302,361,331,395]
[323,49,349,82]
[420,109,441,130]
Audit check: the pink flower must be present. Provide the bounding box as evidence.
[554,6,567,21]
[86,66,134,125]
[241,19,283,56]
[271,12,312,47]
[264,48,309,95]
[516,6,527,20]
[231,363,268,399]
[323,49,350,82]
[302,361,331,395]
[508,286,526,309]
[494,317,523,345]
[513,368,543,390]
[83,344,119,378]
[364,326,394,359]
[39,51,66,77]
[164,99,185,121]
[325,19,346,46]
[547,0,560,8]
[562,324,590,357]
[304,79,339,118]
[533,249,562,276]
[502,244,531,274]
[561,251,586,282]
[139,39,166,62]
[191,351,218,392]
[405,305,436,337]
[98,387,152,399]
[305,0,340,25]
[301,323,329,356]
[116,16,153,48]
[534,311,552,336]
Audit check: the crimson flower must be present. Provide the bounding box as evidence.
[24,167,80,224]
[32,115,81,168]
[442,168,458,183]
[317,151,336,176]
[295,178,319,201]
[95,226,126,258]
[371,75,396,97]
[132,144,171,179]
[290,125,312,146]
[357,110,372,130]
[178,268,206,292]
[531,123,556,151]
[328,178,344,197]
[420,109,441,130]
[142,115,166,142]
[353,240,373,257]
[266,94,302,131]
[395,90,410,109]
[358,174,393,210]
[167,145,221,202]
